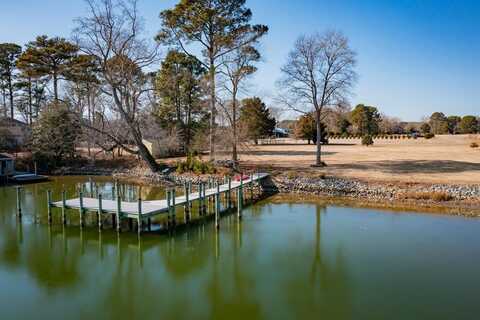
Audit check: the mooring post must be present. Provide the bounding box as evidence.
[250,174,254,203]
[237,188,243,219]
[98,193,103,230]
[172,189,176,228]
[184,182,190,224]
[16,186,22,218]
[47,190,52,224]
[215,182,220,229]
[62,190,67,225]
[166,190,171,229]
[202,182,207,215]
[137,196,142,235]
[79,191,84,228]
[116,189,121,232]
[228,177,232,208]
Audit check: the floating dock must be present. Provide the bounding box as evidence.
[43,173,269,234]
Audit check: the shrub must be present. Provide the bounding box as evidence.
[470,142,479,148]
[424,133,435,139]
[361,135,374,146]
[176,154,216,174]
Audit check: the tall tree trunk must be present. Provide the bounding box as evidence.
[8,73,14,119]
[53,72,58,102]
[1,86,7,118]
[232,93,238,162]
[28,78,33,125]
[209,58,216,161]
[315,108,322,166]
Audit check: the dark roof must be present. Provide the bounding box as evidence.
[0,153,13,160]
[0,117,28,127]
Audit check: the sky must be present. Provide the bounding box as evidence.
[0,0,479,121]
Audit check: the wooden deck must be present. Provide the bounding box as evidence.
[50,173,269,219]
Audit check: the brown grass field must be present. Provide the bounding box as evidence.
[228,134,480,185]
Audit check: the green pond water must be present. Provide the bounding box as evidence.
[0,176,479,320]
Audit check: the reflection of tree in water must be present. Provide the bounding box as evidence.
[198,215,260,320]
[289,204,353,319]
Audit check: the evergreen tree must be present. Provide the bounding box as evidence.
[154,50,206,153]
[158,0,268,159]
[0,43,22,118]
[16,36,82,101]
[459,115,478,134]
[239,97,275,144]
[295,113,328,144]
[31,101,80,168]
[350,104,381,135]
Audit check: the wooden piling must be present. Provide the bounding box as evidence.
[62,190,67,225]
[79,191,84,227]
[237,187,242,219]
[166,190,171,229]
[172,189,177,228]
[47,190,52,224]
[137,196,142,235]
[116,196,121,232]
[228,177,232,208]
[215,182,220,229]
[98,193,103,229]
[16,186,22,218]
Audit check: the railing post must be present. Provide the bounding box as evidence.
[228,177,232,208]
[47,190,52,224]
[62,190,67,225]
[98,193,103,230]
[184,182,190,224]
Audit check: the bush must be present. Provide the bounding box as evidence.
[403,191,453,202]
[176,154,216,174]
[470,142,479,148]
[361,135,374,146]
[424,133,435,139]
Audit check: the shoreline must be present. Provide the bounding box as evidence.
[44,165,480,217]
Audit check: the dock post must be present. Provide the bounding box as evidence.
[202,182,207,215]
[250,174,254,203]
[34,161,37,175]
[237,188,243,219]
[98,193,103,230]
[16,186,22,218]
[172,189,176,228]
[47,190,52,224]
[62,190,67,225]
[116,190,121,232]
[137,196,142,235]
[89,177,93,197]
[228,177,232,208]
[215,182,220,229]
[184,182,190,224]
[166,190,171,229]
[79,191,84,227]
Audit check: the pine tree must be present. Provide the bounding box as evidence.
[239,97,275,144]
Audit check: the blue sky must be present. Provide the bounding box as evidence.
[1,0,478,121]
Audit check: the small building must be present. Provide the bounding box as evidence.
[0,117,31,148]
[0,153,15,179]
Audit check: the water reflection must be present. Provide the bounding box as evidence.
[1,179,480,319]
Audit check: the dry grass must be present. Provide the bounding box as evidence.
[217,134,480,185]
[400,191,453,202]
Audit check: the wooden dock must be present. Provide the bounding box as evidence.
[45,173,269,233]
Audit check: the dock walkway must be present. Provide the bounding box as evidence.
[48,173,269,233]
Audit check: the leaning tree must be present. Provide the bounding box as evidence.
[278,31,357,166]
[73,0,160,171]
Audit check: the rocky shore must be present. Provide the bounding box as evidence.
[50,164,480,215]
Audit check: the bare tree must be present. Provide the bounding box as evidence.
[278,31,357,166]
[73,0,160,171]
[218,46,260,161]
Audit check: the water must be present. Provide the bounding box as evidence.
[0,177,479,320]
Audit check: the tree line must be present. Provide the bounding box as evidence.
[0,0,277,170]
